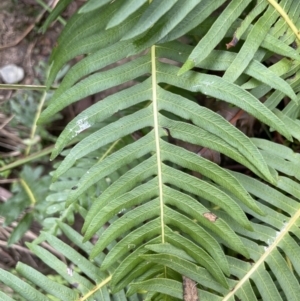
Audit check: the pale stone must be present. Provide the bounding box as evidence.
[0,64,24,84]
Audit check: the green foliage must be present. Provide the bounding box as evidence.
[0,166,51,245]
[1,0,300,300]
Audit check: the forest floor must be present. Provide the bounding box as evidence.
[0,0,84,284]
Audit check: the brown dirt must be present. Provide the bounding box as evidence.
[0,0,83,275]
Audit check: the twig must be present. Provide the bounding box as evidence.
[0,179,19,184]
[0,114,15,130]
[229,108,244,125]
[0,240,35,255]
[0,83,58,90]
[25,231,66,263]
[0,218,67,263]
[0,7,47,51]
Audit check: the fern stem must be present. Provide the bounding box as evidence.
[20,178,36,205]
[0,145,54,173]
[78,275,112,301]
[97,139,121,163]
[267,0,300,42]
[222,219,293,300]
[0,84,57,90]
[151,45,165,244]
[25,90,47,155]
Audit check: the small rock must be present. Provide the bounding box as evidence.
[0,64,24,84]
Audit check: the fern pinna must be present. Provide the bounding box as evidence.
[1,0,300,300]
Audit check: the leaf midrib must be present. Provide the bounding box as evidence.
[151,45,165,244]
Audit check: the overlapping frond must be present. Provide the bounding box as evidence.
[2,0,300,300]
[0,220,138,301]
[37,117,139,236]
[219,140,300,301]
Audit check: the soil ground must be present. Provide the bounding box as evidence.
[0,0,83,279]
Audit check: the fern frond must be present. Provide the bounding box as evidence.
[218,141,300,300]
[37,1,300,299]
[180,0,300,76]
[0,221,138,301]
[2,1,300,300]
[179,0,253,74]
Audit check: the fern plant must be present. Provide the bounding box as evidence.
[1,0,300,300]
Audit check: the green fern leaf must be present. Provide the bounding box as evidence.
[122,0,178,40]
[179,0,252,74]
[16,263,78,301]
[0,291,15,301]
[0,268,51,301]
[37,3,298,294]
[106,0,148,29]
[40,0,72,33]
[3,1,300,300]
[223,4,282,82]
[78,0,112,14]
